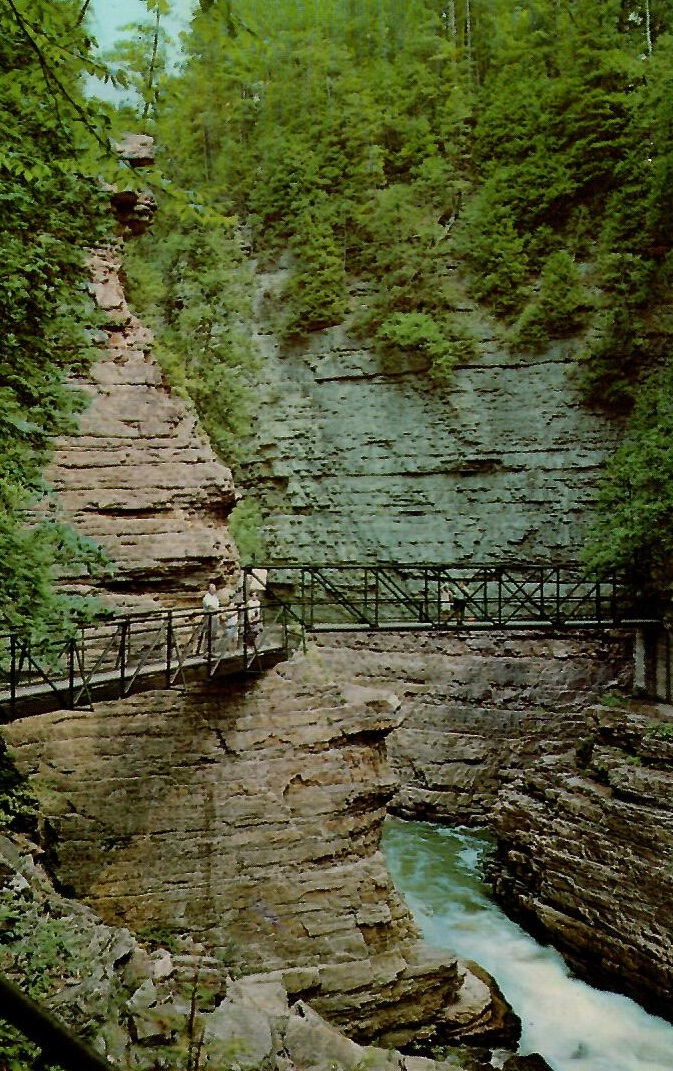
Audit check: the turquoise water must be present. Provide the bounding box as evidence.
[382,818,673,1071]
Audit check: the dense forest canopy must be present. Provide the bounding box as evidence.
[3,0,673,635]
[123,0,673,588]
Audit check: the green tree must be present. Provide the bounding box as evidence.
[583,362,673,592]
[123,206,262,462]
[0,0,117,635]
[117,0,673,590]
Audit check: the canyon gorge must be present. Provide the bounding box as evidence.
[2,211,672,1070]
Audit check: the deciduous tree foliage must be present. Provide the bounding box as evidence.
[0,0,116,635]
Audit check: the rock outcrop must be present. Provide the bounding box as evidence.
[1,649,515,1053]
[291,631,632,824]
[240,266,620,564]
[488,699,673,1019]
[45,245,239,612]
[0,832,519,1070]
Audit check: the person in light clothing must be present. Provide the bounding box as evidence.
[202,582,220,615]
[197,581,221,651]
[245,592,262,647]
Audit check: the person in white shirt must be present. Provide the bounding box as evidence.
[198,581,221,651]
[202,582,220,614]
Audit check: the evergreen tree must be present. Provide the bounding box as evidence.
[119,0,673,590]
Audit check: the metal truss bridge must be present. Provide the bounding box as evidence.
[253,562,659,633]
[0,563,658,721]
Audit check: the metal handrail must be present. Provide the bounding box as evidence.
[0,564,659,721]
[0,973,109,1071]
[0,594,294,721]
[248,562,660,633]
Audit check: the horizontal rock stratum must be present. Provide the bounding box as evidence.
[2,651,518,1056]
[489,698,673,1020]
[45,245,239,612]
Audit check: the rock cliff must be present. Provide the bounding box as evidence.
[1,651,516,1056]
[45,244,239,612]
[4,162,639,1064]
[293,631,632,824]
[3,216,523,1061]
[240,266,619,564]
[488,698,673,1020]
[297,633,673,1021]
[0,831,511,1070]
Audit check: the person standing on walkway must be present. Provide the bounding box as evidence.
[223,604,240,652]
[198,581,221,652]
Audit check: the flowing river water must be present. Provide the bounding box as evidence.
[382,818,673,1071]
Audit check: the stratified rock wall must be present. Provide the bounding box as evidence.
[489,700,673,1019]
[298,631,632,823]
[1,651,508,1049]
[241,268,619,564]
[46,246,239,611]
[0,834,510,1070]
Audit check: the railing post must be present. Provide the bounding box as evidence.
[9,634,17,721]
[363,567,369,620]
[68,638,76,709]
[282,605,290,659]
[166,610,173,688]
[539,567,545,621]
[556,567,562,625]
[0,972,111,1071]
[308,569,315,630]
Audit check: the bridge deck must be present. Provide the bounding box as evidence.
[0,602,292,722]
[0,563,659,720]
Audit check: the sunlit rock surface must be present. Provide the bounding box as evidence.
[299,631,632,823]
[46,246,239,611]
[2,650,515,1051]
[0,834,507,1069]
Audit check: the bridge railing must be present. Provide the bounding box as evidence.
[248,563,659,632]
[0,594,295,721]
[0,564,659,719]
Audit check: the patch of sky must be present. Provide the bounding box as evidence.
[86,0,197,102]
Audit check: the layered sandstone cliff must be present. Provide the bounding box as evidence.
[488,699,673,1020]
[45,244,239,612]
[2,650,516,1055]
[0,831,503,1070]
[295,630,632,824]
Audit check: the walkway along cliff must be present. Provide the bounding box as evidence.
[0,175,524,1069]
[3,146,672,1067]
